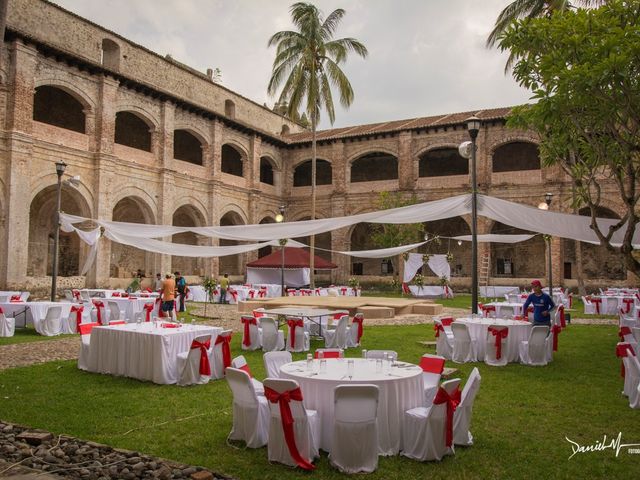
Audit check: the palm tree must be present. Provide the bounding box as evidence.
[268,2,367,288]
[487,0,606,71]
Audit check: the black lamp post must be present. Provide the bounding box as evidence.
[538,193,554,295]
[466,116,481,314]
[275,205,286,297]
[50,160,67,301]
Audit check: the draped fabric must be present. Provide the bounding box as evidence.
[215,334,233,370]
[488,327,508,360]
[451,234,535,243]
[432,386,461,448]
[241,317,257,347]
[70,305,83,333]
[403,253,425,283]
[403,253,451,284]
[191,339,211,376]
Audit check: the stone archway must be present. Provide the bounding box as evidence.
[421,217,471,277]
[110,196,155,278]
[171,205,207,275]
[219,211,246,275]
[490,222,545,278]
[258,216,276,258]
[28,185,91,277]
[348,223,381,276]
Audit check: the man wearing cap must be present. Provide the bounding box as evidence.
[522,280,555,326]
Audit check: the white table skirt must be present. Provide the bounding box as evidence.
[0,301,74,335]
[594,295,636,315]
[86,323,222,384]
[105,297,156,322]
[280,358,424,455]
[485,302,524,318]
[409,285,446,298]
[480,286,519,298]
[456,318,532,362]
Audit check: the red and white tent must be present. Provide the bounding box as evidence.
[246,247,337,287]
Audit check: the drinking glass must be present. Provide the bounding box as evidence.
[191,318,196,328]
[306,354,313,371]
[375,358,383,373]
[320,359,327,373]
[347,360,354,379]
[318,350,324,360]
[361,349,368,359]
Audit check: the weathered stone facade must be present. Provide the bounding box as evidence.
[0,0,633,294]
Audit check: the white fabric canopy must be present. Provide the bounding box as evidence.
[451,234,535,243]
[402,253,451,283]
[337,241,427,259]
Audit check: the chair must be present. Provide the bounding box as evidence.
[107,301,125,323]
[402,378,461,461]
[633,327,640,344]
[314,348,344,359]
[365,350,397,361]
[324,315,349,349]
[624,355,640,409]
[619,308,638,329]
[263,351,292,378]
[0,310,15,337]
[346,313,364,348]
[263,378,320,470]
[420,354,445,406]
[519,326,550,366]
[434,321,453,360]
[453,367,482,446]
[231,355,264,395]
[240,315,262,351]
[225,368,270,448]
[40,306,63,336]
[260,317,285,352]
[176,334,212,386]
[211,330,233,380]
[604,296,619,315]
[286,318,310,352]
[451,323,476,364]
[79,290,91,302]
[582,296,596,315]
[252,308,266,319]
[329,384,380,474]
[77,322,100,370]
[619,326,637,347]
[485,325,509,367]
[90,300,107,325]
[499,305,516,319]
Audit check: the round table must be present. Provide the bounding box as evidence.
[279,358,424,455]
[456,317,532,362]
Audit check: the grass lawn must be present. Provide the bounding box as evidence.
[0,321,637,479]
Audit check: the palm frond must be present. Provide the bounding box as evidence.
[321,8,346,40]
[323,58,354,108]
[318,72,335,124]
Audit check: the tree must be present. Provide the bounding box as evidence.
[267,2,368,288]
[369,192,424,282]
[500,0,640,275]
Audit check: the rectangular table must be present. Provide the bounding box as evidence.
[86,323,222,384]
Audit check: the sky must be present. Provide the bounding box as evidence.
[52,0,532,130]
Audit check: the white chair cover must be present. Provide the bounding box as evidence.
[231,355,264,395]
[402,379,461,462]
[286,318,310,353]
[624,355,640,409]
[263,351,292,378]
[40,306,63,337]
[0,312,15,337]
[263,378,320,468]
[519,326,549,366]
[225,368,270,447]
[77,323,98,371]
[176,334,212,386]
[324,315,349,349]
[633,327,640,343]
[582,296,596,314]
[484,325,509,367]
[90,301,107,325]
[451,323,476,364]
[260,317,285,352]
[108,301,124,323]
[365,350,397,361]
[545,329,555,362]
[210,329,233,380]
[329,384,379,474]
[499,305,516,319]
[453,368,481,446]
[434,321,453,360]
[346,313,364,348]
[240,315,262,351]
[420,354,445,406]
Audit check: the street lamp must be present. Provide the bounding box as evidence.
[538,193,554,295]
[466,116,481,314]
[50,160,67,301]
[276,205,286,297]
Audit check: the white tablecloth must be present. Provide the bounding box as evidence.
[409,285,451,298]
[104,297,157,322]
[480,286,519,298]
[0,301,74,334]
[0,291,29,302]
[594,295,636,315]
[81,289,125,298]
[456,318,532,362]
[280,358,424,455]
[86,323,222,384]
[485,302,524,318]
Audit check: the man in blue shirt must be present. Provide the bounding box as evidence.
[522,280,555,326]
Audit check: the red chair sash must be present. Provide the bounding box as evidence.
[93,301,105,325]
[287,319,304,349]
[248,290,256,299]
[340,287,347,295]
[551,325,561,351]
[72,289,81,301]
[258,288,267,298]
[591,297,602,314]
[568,293,573,308]
[78,322,99,335]
[228,289,238,302]
[440,317,454,327]
[215,334,233,369]
[558,306,566,328]
[488,327,509,359]
[616,343,636,378]
[241,317,257,347]
[10,295,21,302]
[263,386,315,471]
[238,364,252,377]
[287,289,297,296]
[143,303,154,322]
[0,306,3,314]
[70,305,84,333]
[144,288,152,293]
[482,305,496,318]
[420,356,445,374]
[619,326,632,340]
[112,292,121,297]
[622,298,634,314]
[433,386,461,448]
[434,323,445,338]
[402,282,411,295]
[352,316,364,342]
[191,339,211,376]
[315,288,321,296]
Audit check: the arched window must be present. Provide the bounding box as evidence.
[293,159,332,187]
[419,148,468,177]
[115,111,152,151]
[281,124,290,135]
[174,130,203,165]
[225,100,236,118]
[101,39,120,70]
[492,142,540,172]
[260,157,275,185]
[221,144,243,177]
[33,86,86,133]
[351,152,398,182]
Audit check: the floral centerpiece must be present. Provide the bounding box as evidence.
[347,277,360,295]
[203,276,218,315]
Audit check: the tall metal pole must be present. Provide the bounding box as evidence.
[547,236,553,296]
[467,117,480,314]
[50,161,66,302]
[276,205,286,297]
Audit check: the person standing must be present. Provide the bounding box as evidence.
[175,271,187,312]
[154,273,163,291]
[219,273,230,304]
[161,273,177,320]
[522,280,555,326]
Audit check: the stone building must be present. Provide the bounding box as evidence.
[0,0,630,293]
